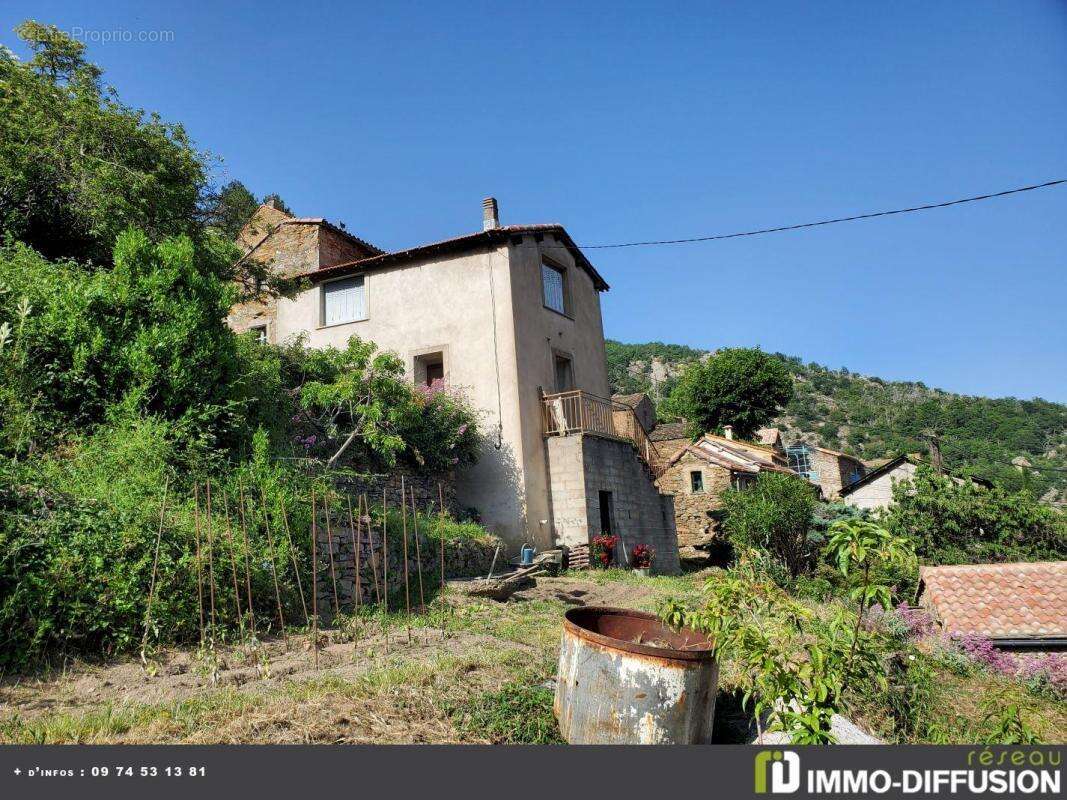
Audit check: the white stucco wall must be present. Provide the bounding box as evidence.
[269,234,610,552]
[842,462,917,511]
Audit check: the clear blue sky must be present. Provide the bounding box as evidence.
[5,1,1066,400]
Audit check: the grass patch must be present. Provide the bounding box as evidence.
[450,682,563,744]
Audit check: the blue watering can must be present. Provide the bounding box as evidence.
[520,543,536,567]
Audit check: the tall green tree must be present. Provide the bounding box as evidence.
[0,21,207,262]
[665,347,794,439]
[207,180,260,240]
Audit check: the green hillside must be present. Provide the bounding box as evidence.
[606,340,1067,502]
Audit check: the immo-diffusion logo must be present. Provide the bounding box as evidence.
[755,750,802,794]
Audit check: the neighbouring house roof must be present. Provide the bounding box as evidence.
[839,454,991,496]
[296,224,610,291]
[756,427,783,448]
[649,421,690,442]
[918,562,1067,641]
[666,435,794,476]
[838,454,915,496]
[612,393,648,409]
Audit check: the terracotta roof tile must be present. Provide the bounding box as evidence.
[919,562,1067,640]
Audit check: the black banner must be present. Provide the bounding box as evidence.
[0,745,1062,800]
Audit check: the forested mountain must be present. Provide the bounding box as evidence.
[606,340,1067,502]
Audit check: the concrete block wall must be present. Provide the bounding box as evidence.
[547,434,680,574]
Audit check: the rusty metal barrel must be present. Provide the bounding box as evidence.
[554,606,719,744]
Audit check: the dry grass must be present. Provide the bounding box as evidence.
[1,571,1062,744]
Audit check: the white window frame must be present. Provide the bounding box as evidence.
[320,275,367,327]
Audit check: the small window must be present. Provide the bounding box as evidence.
[253,276,265,295]
[414,351,446,387]
[542,261,567,315]
[250,325,267,344]
[554,353,575,392]
[690,470,704,493]
[731,473,755,491]
[322,276,366,326]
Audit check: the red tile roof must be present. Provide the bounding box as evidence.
[919,562,1067,640]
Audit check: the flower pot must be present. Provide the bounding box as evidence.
[632,567,650,578]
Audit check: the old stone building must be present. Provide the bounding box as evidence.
[785,442,867,499]
[654,430,792,558]
[227,202,381,342]
[227,198,679,572]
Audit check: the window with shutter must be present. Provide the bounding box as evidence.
[322,276,366,326]
[541,261,567,315]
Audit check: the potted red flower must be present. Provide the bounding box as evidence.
[630,544,654,577]
[590,534,619,568]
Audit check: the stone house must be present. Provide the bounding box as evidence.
[654,432,794,555]
[227,198,679,572]
[228,201,382,341]
[785,442,867,500]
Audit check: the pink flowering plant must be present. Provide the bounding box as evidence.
[289,337,480,472]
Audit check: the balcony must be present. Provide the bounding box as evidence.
[541,389,662,474]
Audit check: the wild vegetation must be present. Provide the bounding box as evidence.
[608,340,1067,502]
[0,23,485,671]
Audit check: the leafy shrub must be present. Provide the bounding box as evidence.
[883,466,1066,565]
[720,472,817,578]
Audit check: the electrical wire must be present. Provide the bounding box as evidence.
[565,178,1066,250]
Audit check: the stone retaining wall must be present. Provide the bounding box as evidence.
[334,473,457,518]
[313,498,498,621]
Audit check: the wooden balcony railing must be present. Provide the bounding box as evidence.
[541,389,662,475]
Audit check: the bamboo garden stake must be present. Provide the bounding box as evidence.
[381,488,389,649]
[221,489,244,636]
[410,487,426,609]
[438,482,447,636]
[193,484,205,647]
[236,478,256,637]
[347,495,362,612]
[141,478,170,663]
[311,488,319,668]
[323,491,341,617]
[259,487,288,648]
[401,476,411,643]
[279,499,309,625]
[206,481,217,644]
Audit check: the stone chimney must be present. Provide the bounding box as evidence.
[723,425,734,440]
[482,197,499,231]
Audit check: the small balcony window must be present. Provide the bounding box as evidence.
[250,325,267,344]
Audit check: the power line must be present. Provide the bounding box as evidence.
[570,178,1066,250]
